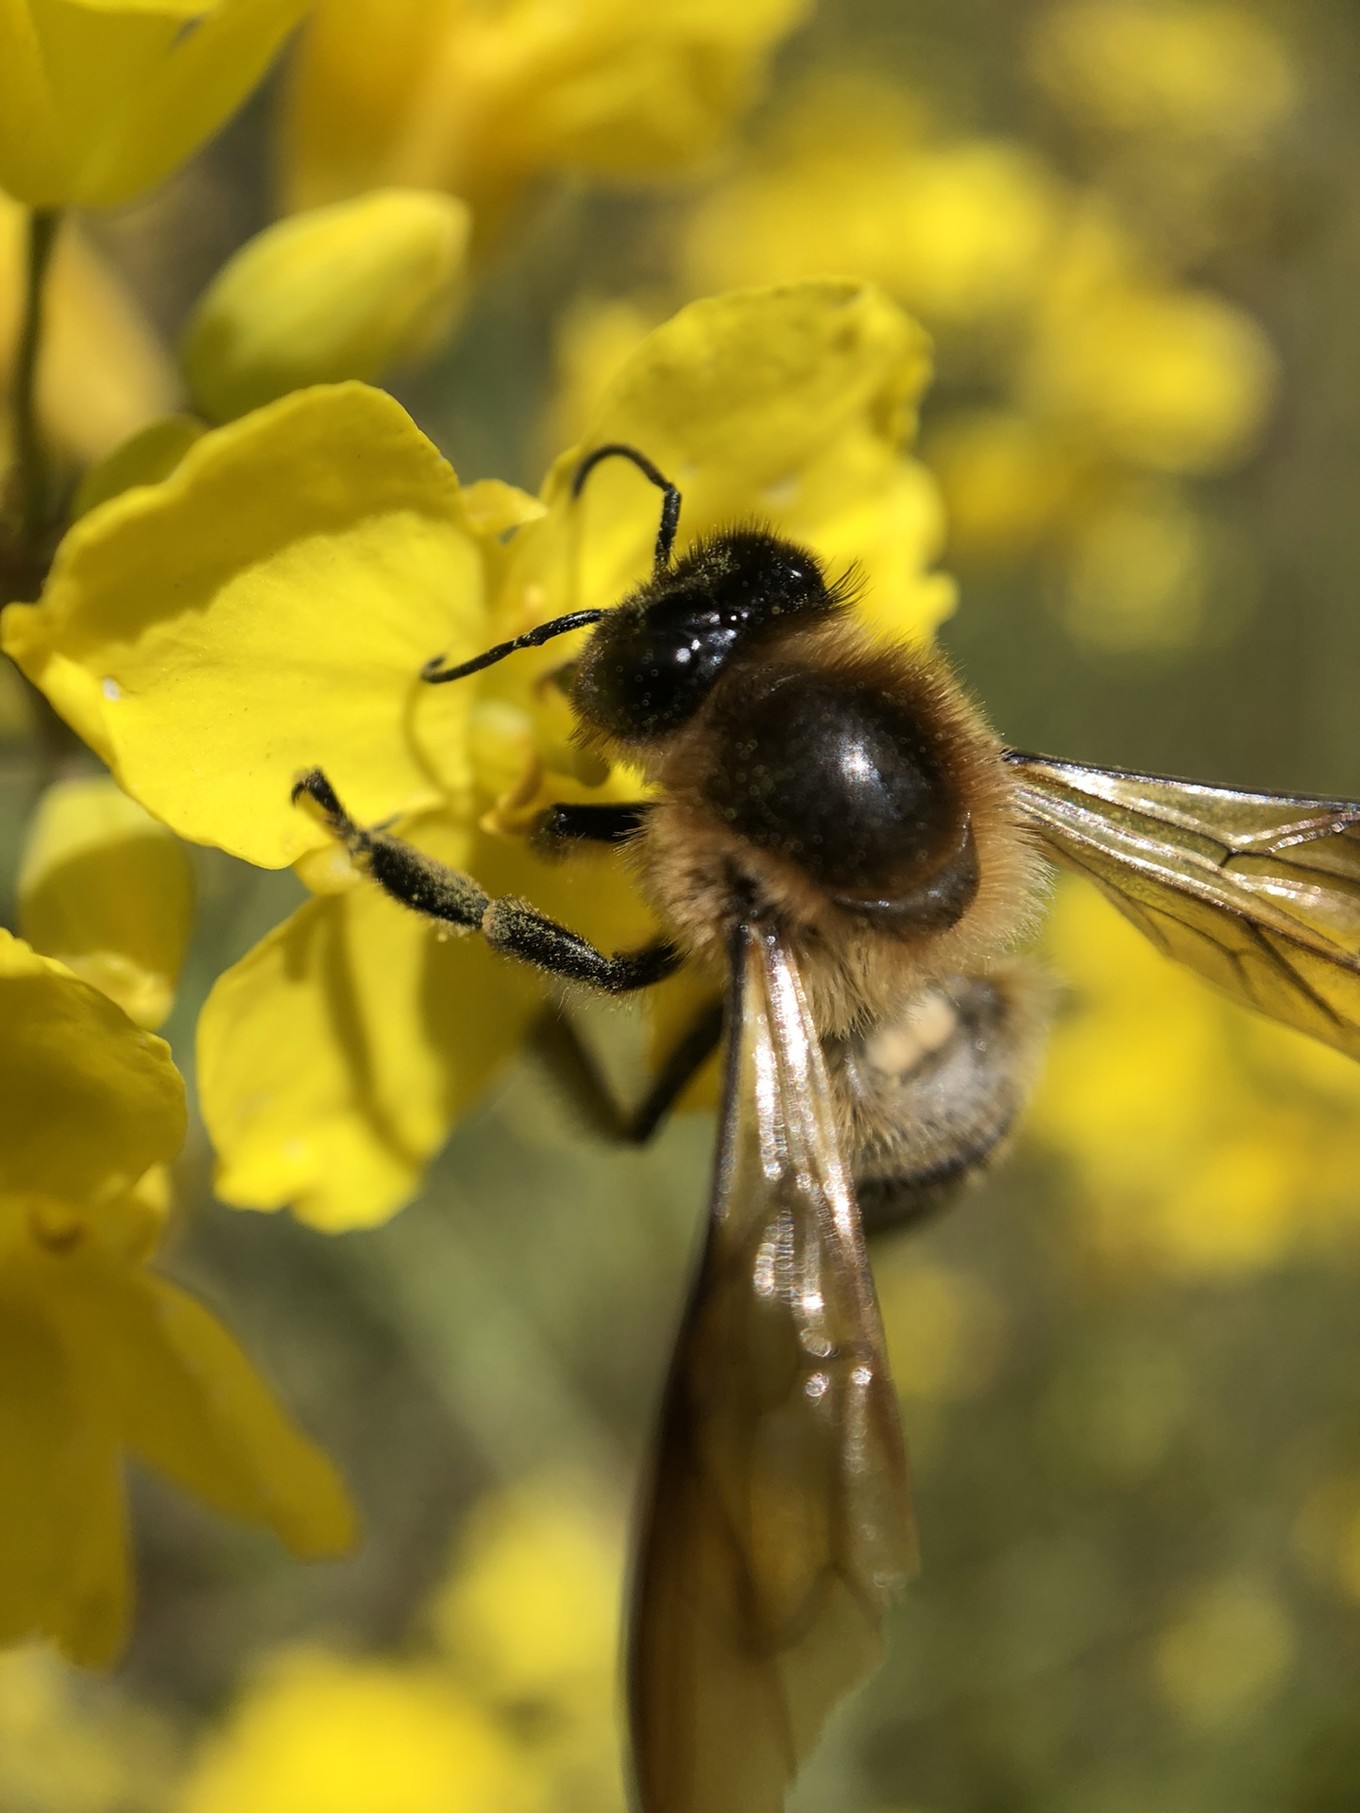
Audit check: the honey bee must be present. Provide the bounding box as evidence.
[294,444,1360,1813]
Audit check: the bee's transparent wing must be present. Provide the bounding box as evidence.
[1008,750,1360,1059]
[629,922,917,1813]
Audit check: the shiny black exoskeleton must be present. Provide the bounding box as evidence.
[571,529,838,743]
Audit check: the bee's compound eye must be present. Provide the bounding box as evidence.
[571,530,839,745]
[572,600,742,743]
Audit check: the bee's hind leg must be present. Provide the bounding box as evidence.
[293,769,680,995]
[531,994,724,1144]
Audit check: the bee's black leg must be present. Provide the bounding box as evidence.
[533,801,652,853]
[532,995,724,1144]
[293,769,679,995]
[482,898,680,993]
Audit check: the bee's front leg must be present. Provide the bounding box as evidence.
[293,769,679,996]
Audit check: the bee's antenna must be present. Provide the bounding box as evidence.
[422,444,680,686]
[422,608,607,685]
[572,442,682,573]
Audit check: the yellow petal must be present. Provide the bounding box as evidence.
[40,1267,356,1558]
[1028,1,1298,150]
[0,197,179,467]
[0,0,310,208]
[179,1649,539,1813]
[283,0,809,231]
[1022,282,1278,475]
[682,94,1064,329]
[18,773,194,1028]
[0,1294,129,1665]
[71,414,206,519]
[0,929,185,1202]
[3,383,488,867]
[198,817,547,1230]
[181,190,471,422]
[523,280,952,644]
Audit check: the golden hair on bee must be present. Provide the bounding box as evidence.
[630,610,1046,1035]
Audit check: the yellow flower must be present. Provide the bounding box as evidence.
[1152,1574,1294,1728]
[1028,0,1299,153]
[682,76,1065,330]
[0,930,355,1664]
[431,1477,626,1810]
[282,0,809,237]
[0,0,310,208]
[876,1257,1009,1404]
[1293,1473,1360,1606]
[1054,478,1222,653]
[924,407,1079,567]
[1032,882,1360,1279]
[0,196,177,471]
[181,190,473,422]
[18,773,194,1029]
[4,280,951,1229]
[432,1477,622,1717]
[0,1645,179,1812]
[1020,258,1278,476]
[180,1648,542,1813]
[678,75,1278,614]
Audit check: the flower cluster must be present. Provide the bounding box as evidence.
[2,1,1357,1809]
[0,0,813,1673]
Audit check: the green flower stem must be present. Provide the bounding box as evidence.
[11,208,62,552]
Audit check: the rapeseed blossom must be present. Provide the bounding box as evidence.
[0,1645,179,1811]
[282,0,810,237]
[1033,882,1360,1279]
[181,190,474,421]
[0,197,176,474]
[180,1477,625,1813]
[5,280,954,1228]
[677,65,1280,649]
[0,930,354,1662]
[0,0,309,208]
[18,775,193,1030]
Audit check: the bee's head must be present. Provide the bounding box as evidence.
[570,528,843,747]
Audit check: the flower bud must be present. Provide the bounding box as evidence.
[181,190,471,422]
[18,776,194,1030]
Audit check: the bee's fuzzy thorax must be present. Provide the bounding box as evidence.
[623,619,1047,1037]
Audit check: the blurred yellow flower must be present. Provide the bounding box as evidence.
[432,1476,625,1810]
[5,281,952,1228]
[18,773,194,1029]
[0,930,354,1664]
[924,408,1078,567]
[181,1648,542,1813]
[181,189,473,422]
[1020,266,1278,476]
[677,69,1278,644]
[1152,1574,1294,1728]
[1293,1473,1360,1605]
[541,294,663,466]
[1029,0,1298,152]
[877,1258,1009,1404]
[0,197,178,471]
[433,1476,622,1715]
[683,79,1065,330]
[0,0,310,208]
[1054,479,1217,653]
[283,0,809,238]
[1033,882,1360,1278]
[0,1646,179,1813]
